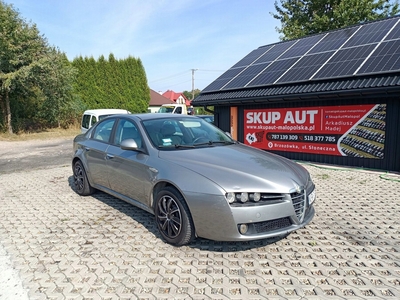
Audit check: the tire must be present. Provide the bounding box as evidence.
[73,160,94,196]
[154,186,195,246]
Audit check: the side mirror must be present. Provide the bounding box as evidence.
[120,139,140,151]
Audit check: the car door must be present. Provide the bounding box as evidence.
[106,118,150,203]
[84,118,116,189]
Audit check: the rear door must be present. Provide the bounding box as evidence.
[84,118,116,189]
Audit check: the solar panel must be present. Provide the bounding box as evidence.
[230,46,272,68]
[202,67,245,92]
[202,16,400,93]
[223,63,271,89]
[277,52,335,83]
[279,35,324,59]
[252,40,297,64]
[384,19,400,41]
[247,58,299,87]
[308,27,358,54]
[314,44,376,79]
[357,39,400,74]
[343,17,398,47]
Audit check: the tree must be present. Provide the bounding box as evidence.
[272,0,400,40]
[0,1,77,132]
[0,1,46,133]
[72,55,150,113]
[33,50,79,128]
[183,89,201,101]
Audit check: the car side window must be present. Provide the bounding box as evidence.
[114,119,142,148]
[82,114,90,130]
[92,119,115,142]
[91,116,98,126]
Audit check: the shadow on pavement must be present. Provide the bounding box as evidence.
[67,175,287,252]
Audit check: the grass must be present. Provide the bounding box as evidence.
[316,174,330,180]
[0,127,81,141]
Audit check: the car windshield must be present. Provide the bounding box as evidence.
[142,117,234,149]
[158,106,174,113]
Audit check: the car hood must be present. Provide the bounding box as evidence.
[158,144,309,192]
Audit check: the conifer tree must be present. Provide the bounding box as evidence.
[71,55,150,113]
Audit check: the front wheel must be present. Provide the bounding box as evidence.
[73,160,94,196]
[154,187,195,246]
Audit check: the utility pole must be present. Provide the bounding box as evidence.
[191,69,198,100]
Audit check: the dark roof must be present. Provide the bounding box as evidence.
[194,74,400,105]
[193,16,400,106]
[149,89,175,106]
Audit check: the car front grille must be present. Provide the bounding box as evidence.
[253,217,292,233]
[291,190,306,222]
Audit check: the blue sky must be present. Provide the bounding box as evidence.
[4,0,281,93]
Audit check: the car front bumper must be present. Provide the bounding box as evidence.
[185,191,315,242]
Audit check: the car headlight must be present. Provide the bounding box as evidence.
[307,174,314,190]
[239,192,248,203]
[226,192,235,204]
[308,189,316,205]
[225,192,262,204]
[253,192,261,201]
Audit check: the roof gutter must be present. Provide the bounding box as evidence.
[192,85,400,106]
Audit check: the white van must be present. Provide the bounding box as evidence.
[81,109,131,133]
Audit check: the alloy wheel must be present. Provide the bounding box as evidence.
[156,195,182,239]
[74,163,84,192]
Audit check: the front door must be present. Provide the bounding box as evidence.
[106,119,150,203]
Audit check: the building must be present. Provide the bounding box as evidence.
[192,16,400,171]
[163,90,191,106]
[148,89,175,113]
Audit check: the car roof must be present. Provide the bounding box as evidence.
[83,109,130,115]
[122,113,201,121]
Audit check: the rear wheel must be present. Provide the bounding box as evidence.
[73,160,94,196]
[154,186,195,246]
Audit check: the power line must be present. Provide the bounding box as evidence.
[149,70,189,83]
[196,69,226,72]
[150,68,226,92]
[149,69,225,84]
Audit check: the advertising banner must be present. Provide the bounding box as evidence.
[244,104,386,159]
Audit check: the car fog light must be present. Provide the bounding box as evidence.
[240,192,248,203]
[253,192,261,202]
[239,224,248,234]
[226,192,235,204]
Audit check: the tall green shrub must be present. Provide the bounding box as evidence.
[72,54,150,113]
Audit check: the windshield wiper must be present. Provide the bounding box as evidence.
[158,144,194,149]
[175,144,195,149]
[193,140,236,147]
[211,140,236,145]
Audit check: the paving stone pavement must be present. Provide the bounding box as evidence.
[0,164,399,300]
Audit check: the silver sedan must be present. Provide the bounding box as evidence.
[72,113,316,246]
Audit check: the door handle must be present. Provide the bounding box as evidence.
[149,167,158,173]
[106,154,114,160]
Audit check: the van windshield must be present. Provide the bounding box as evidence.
[158,106,174,113]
